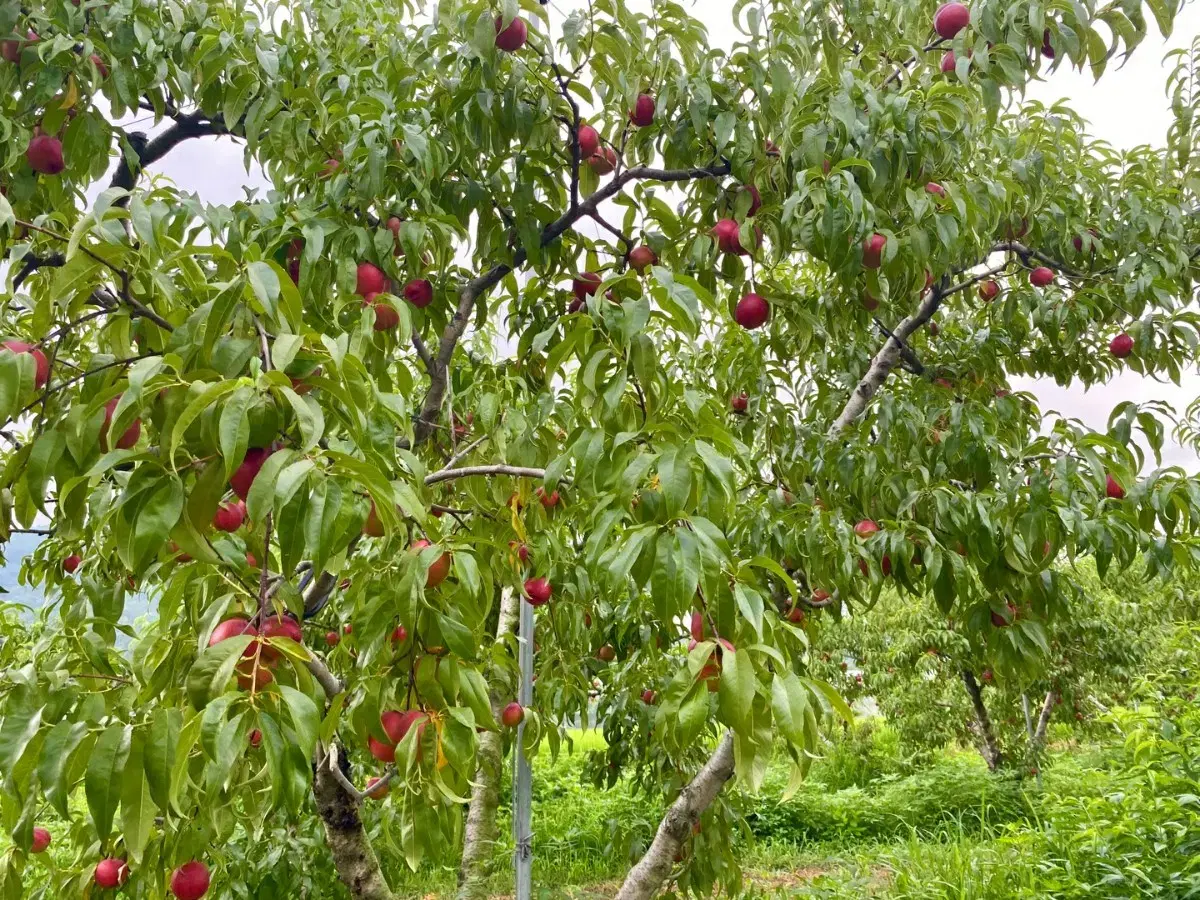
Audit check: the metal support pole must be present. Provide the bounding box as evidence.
[513,598,534,899]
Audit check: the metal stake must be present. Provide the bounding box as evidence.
[513,597,534,899]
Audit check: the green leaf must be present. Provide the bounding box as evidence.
[733,583,765,639]
[246,446,295,525]
[278,685,319,759]
[169,381,240,464]
[85,724,130,842]
[120,730,157,863]
[718,648,754,732]
[745,555,797,602]
[187,635,253,709]
[694,440,735,500]
[804,676,853,723]
[247,260,280,318]
[218,386,253,480]
[0,706,42,774]
[436,612,478,661]
[459,669,498,729]
[38,719,88,818]
[144,708,179,811]
[771,671,810,747]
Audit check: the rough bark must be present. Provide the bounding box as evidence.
[313,746,396,900]
[961,670,1003,771]
[614,286,945,900]
[614,732,737,900]
[457,589,523,898]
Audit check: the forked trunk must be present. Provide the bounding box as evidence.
[614,282,946,899]
[313,745,396,900]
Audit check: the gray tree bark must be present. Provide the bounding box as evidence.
[613,732,737,900]
[313,744,396,900]
[961,670,1003,771]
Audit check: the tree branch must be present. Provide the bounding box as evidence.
[961,670,1003,771]
[313,743,396,900]
[424,464,546,486]
[12,250,64,290]
[15,353,157,418]
[412,160,731,443]
[442,434,489,471]
[1033,689,1055,746]
[872,316,924,375]
[307,654,346,699]
[831,284,943,434]
[459,588,522,895]
[110,111,230,195]
[615,732,736,900]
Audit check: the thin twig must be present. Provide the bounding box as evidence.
[254,318,272,371]
[15,353,157,418]
[443,434,489,470]
[257,513,274,619]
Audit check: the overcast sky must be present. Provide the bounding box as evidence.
[118,1,1200,470]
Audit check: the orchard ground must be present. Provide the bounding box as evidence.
[9,560,1195,899]
[9,720,1188,899]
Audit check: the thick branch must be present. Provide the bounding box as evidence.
[307,654,346,699]
[110,112,229,195]
[831,285,943,434]
[313,744,396,900]
[961,670,1002,771]
[872,316,924,375]
[412,160,731,443]
[1033,690,1055,746]
[12,251,64,289]
[615,732,736,900]
[424,464,546,486]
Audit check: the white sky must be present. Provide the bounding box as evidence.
[116,1,1200,470]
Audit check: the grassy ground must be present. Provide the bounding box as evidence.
[383,727,1116,899]
[18,719,1185,899]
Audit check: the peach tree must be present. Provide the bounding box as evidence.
[809,564,1192,775]
[0,0,1198,899]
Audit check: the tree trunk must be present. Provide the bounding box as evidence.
[1032,690,1055,748]
[457,589,522,898]
[614,286,947,900]
[614,732,736,900]
[313,745,396,900]
[961,670,1002,771]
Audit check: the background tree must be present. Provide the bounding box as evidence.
[0,2,1198,900]
[811,562,1196,774]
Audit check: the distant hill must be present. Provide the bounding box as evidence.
[1,532,150,625]
[0,532,48,611]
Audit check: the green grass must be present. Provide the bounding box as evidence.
[17,710,1196,899]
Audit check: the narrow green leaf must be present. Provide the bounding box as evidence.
[38,719,87,818]
[120,730,157,862]
[85,724,130,842]
[144,708,179,811]
[278,685,319,760]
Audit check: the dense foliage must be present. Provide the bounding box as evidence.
[0,0,1198,898]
